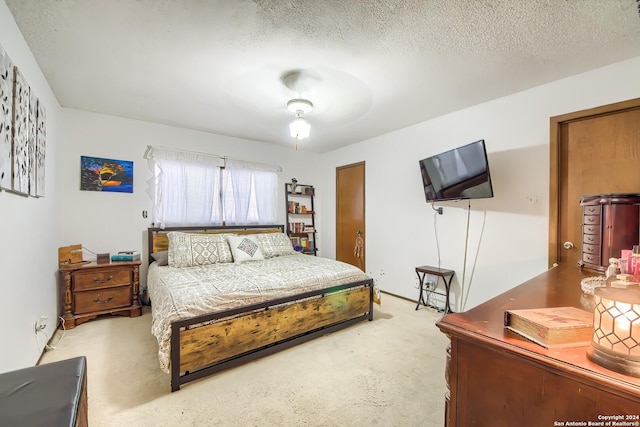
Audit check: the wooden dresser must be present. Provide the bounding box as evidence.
[59,260,142,328]
[436,264,640,426]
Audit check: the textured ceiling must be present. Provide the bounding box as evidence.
[5,0,640,153]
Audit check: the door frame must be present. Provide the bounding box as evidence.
[548,97,640,268]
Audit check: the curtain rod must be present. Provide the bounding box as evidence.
[143,145,283,172]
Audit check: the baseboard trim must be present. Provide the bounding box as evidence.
[380,290,416,304]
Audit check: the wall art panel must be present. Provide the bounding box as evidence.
[35,100,46,197]
[28,90,37,196]
[12,67,29,195]
[0,44,13,191]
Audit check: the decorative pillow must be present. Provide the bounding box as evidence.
[252,233,298,258]
[227,235,265,263]
[151,250,169,266]
[167,232,234,267]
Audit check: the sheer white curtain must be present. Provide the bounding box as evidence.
[146,147,224,227]
[146,147,279,227]
[224,159,278,224]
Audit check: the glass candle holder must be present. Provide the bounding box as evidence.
[587,286,640,377]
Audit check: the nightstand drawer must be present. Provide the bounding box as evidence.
[74,286,132,314]
[73,269,131,291]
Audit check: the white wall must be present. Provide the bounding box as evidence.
[0,0,62,372]
[319,56,640,311]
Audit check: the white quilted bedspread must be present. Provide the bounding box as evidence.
[147,254,370,372]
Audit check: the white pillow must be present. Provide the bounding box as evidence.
[227,235,265,263]
[167,232,234,267]
[251,233,298,258]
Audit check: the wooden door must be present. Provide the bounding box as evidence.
[549,98,640,268]
[336,162,365,271]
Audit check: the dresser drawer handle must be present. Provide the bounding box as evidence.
[93,275,113,283]
[93,296,114,304]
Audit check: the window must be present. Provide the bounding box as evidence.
[146,147,278,227]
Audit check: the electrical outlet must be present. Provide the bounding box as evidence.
[526,195,540,205]
[34,316,48,334]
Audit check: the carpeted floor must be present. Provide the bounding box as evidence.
[39,294,449,427]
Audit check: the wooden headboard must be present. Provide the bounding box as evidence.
[147,225,285,264]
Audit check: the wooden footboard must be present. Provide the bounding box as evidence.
[170,279,374,391]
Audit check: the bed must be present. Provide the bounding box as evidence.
[146,225,375,391]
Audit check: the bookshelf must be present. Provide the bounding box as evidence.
[285,182,317,255]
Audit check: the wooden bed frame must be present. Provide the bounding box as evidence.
[147,225,374,391]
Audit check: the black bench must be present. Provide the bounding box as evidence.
[0,356,88,427]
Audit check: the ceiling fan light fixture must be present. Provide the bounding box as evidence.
[289,114,311,140]
[287,98,313,142]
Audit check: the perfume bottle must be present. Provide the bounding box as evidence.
[631,245,640,282]
[606,257,619,280]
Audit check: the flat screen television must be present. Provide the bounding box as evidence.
[419,139,494,202]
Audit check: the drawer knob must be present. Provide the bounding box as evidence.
[93,295,114,304]
[93,275,113,284]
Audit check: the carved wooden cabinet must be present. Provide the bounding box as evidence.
[59,260,142,328]
[579,193,640,273]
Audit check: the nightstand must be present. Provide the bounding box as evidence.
[59,260,142,328]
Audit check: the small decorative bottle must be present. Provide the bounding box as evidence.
[633,253,640,283]
[606,258,619,279]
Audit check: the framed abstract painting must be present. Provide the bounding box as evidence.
[80,155,133,193]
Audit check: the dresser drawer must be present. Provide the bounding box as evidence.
[583,224,601,235]
[582,252,601,266]
[583,205,601,216]
[582,243,600,255]
[73,269,131,291]
[582,233,601,245]
[74,286,132,314]
[582,214,600,226]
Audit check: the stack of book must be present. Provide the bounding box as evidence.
[111,251,140,261]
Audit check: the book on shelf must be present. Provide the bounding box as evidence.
[288,201,311,214]
[503,306,594,349]
[289,222,309,233]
